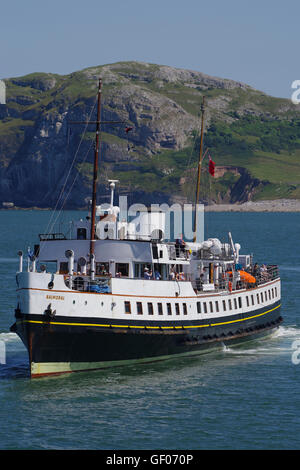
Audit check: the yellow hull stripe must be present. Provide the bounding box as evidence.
[18,304,280,330]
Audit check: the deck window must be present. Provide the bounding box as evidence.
[77,228,87,240]
[147,302,154,315]
[265,291,268,301]
[134,264,140,278]
[268,290,271,300]
[261,292,264,303]
[209,301,213,313]
[167,303,172,315]
[136,302,143,315]
[59,262,68,274]
[215,301,219,313]
[197,302,201,314]
[275,287,277,297]
[96,262,109,276]
[175,303,180,315]
[158,303,163,315]
[257,294,260,304]
[183,303,187,315]
[203,302,207,314]
[116,263,129,277]
[222,300,226,311]
[124,301,131,314]
[234,298,237,309]
[251,295,254,306]
[228,299,232,310]
[238,297,242,309]
[246,296,249,307]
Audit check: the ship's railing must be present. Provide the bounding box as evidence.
[64,275,111,293]
[192,265,280,293]
[252,264,279,286]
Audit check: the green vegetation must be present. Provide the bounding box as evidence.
[2,62,300,206]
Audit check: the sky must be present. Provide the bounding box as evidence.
[1,0,299,99]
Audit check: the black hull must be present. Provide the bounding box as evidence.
[11,301,282,377]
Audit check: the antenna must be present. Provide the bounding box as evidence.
[193,96,205,243]
[68,79,130,260]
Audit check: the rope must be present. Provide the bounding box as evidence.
[38,97,98,259]
[41,97,97,240]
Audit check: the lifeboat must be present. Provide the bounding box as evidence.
[227,270,256,284]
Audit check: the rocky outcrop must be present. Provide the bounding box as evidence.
[0,61,299,208]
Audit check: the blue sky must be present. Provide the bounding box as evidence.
[1,0,299,98]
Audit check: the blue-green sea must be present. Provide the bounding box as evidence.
[0,209,300,450]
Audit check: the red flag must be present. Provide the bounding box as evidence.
[208,156,215,177]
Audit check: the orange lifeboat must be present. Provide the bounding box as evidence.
[239,270,256,284]
[227,270,256,284]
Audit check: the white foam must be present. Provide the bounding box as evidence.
[220,326,300,358]
[0,332,19,343]
[274,325,300,338]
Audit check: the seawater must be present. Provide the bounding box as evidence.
[0,209,300,450]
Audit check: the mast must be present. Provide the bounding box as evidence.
[90,78,102,257]
[193,95,205,243]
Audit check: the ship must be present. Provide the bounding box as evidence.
[10,79,282,378]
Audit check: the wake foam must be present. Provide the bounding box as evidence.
[221,325,300,357]
[0,332,20,343]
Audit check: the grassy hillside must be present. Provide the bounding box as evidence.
[1,61,300,207]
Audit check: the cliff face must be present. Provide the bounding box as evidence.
[0,61,300,208]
